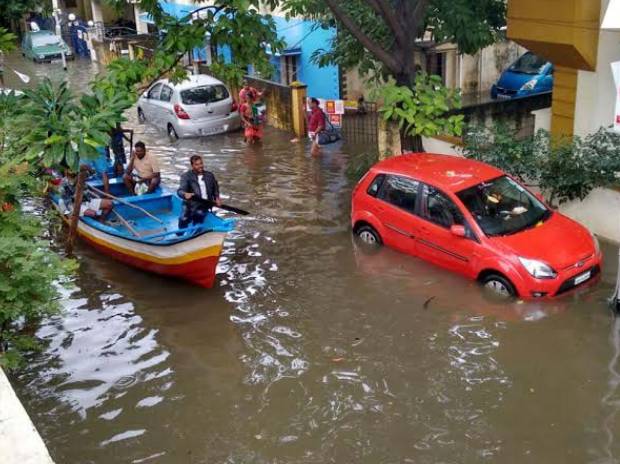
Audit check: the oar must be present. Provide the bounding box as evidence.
[88,187,141,237]
[86,184,165,225]
[193,197,250,216]
[11,68,30,84]
[111,210,140,237]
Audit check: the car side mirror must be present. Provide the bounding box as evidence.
[450,225,466,238]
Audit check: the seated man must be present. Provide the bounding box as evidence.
[177,155,221,230]
[59,170,113,220]
[83,147,111,194]
[123,141,161,195]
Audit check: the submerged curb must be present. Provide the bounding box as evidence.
[0,368,55,464]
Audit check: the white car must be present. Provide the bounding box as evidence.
[137,74,241,139]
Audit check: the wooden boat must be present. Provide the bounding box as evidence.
[51,177,234,288]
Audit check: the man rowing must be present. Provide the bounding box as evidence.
[177,155,221,230]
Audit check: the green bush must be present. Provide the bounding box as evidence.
[463,124,620,206]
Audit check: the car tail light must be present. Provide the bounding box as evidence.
[231,101,238,112]
[174,104,190,119]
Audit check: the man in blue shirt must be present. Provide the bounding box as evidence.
[82,147,111,193]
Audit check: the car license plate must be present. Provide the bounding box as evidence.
[51,58,62,63]
[497,94,511,100]
[574,270,591,286]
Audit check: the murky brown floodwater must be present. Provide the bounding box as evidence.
[5,53,620,463]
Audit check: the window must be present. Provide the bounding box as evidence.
[180,85,230,105]
[456,176,550,237]
[510,52,548,75]
[367,174,385,197]
[147,83,162,100]
[425,52,446,85]
[283,55,298,85]
[159,85,173,102]
[377,175,419,214]
[420,184,464,229]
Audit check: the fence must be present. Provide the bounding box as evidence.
[341,102,379,151]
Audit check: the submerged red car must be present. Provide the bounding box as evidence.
[351,153,602,298]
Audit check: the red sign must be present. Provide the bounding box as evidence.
[329,114,342,127]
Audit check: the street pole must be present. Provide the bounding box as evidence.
[52,3,67,71]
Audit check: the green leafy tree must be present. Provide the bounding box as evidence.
[281,0,505,146]
[463,124,620,206]
[0,0,50,29]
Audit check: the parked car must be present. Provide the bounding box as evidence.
[137,74,241,139]
[351,153,602,299]
[21,30,73,63]
[491,51,553,99]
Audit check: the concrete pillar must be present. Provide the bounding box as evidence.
[134,4,149,34]
[551,66,578,136]
[291,82,307,137]
[378,117,401,159]
[91,0,104,24]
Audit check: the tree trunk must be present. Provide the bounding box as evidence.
[394,71,425,153]
[66,168,87,255]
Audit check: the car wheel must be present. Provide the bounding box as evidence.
[167,124,179,140]
[137,108,146,124]
[481,274,517,298]
[356,224,382,246]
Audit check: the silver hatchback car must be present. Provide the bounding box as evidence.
[137,74,241,139]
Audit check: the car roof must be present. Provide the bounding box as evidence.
[157,74,227,91]
[372,152,504,193]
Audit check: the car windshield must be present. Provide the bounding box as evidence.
[509,53,547,75]
[180,85,229,105]
[32,34,61,47]
[456,176,551,237]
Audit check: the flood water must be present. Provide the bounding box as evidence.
[5,54,620,463]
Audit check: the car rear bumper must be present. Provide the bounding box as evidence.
[175,113,241,138]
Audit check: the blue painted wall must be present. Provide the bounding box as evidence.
[271,16,340,100]
[144,3,340,99]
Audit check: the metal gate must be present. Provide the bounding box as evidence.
[341,102,378,151]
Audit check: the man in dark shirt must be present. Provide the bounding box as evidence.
[177,155,221,230]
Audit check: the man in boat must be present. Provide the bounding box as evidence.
[84,147,111,194]
[59,169,113,220]
[177,155,221,230]
[123,141,161,195]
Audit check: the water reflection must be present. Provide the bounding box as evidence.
[6,53,620,463]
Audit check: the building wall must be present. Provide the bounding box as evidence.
[271,16,340,100]
[574,0,620,136]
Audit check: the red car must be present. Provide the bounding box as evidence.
[351,153,602,299]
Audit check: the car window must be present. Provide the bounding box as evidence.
[147,84,162,100]
[367,174,385,197]
[509,52,548,75]
[32,33,61,47]
[420,184,465,229]
[159,85,173,102]
[456,176,550,237]
[180,85,230,105]
[377,175,419,214]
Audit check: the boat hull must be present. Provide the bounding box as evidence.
[75,217,226,288]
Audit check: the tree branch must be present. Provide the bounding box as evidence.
[324,0,402,75]
[366,0,408,49]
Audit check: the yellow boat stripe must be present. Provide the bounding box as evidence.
[79,227,223,265]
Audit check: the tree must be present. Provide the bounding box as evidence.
[0,0,49,30]
[281,0,506,147]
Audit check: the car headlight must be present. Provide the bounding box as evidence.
[591,232,601,255]
[521,79,538,91]
[38,54,45,59]
[518,257,557,279]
